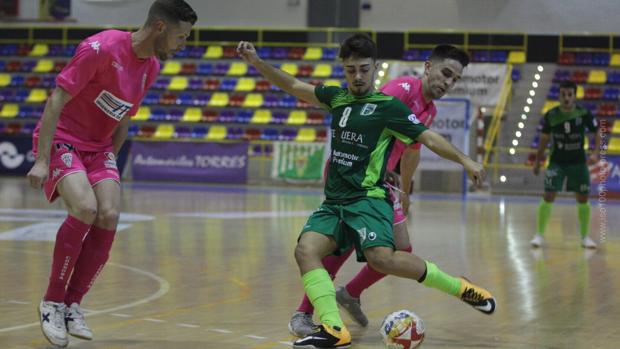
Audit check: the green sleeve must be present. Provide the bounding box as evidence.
[384,99,428,144]
[314,85,343,111]
[541,111,551,134]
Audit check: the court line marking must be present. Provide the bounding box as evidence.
[168,210,314,219]
[6,300,30,305]
[144,318,166,323]
[0,248,170,333]
[177,323,200,328]
[208,328,233,333]
[244,334,267,340]
[110,313,132,318]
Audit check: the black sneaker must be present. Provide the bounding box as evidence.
[293,324,351,348]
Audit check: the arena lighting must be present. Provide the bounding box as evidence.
[516,131,522,137]
[375,79,381,84]
[509,148,516,155]
[532,81,538,88]
[537,65,544,72]
[500,175,507,182]
[523,106,530,112]
[534,74,541,80]
[527,98,533,104]
[481,107,487,113]
[512,139,519,146]
[529,90,535,96]
[518,122,525,128]
[382,62,389,69]
[378,71,385,77]
[521,114,527,120]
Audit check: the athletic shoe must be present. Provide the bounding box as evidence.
[458,277,496,315]
[293,324,351,348]
[530,234,544,248]
[335,287,368,327]
[288,311,318,337]
[39,300,69,347]
[581,236,597,249]
[65,303,93,340]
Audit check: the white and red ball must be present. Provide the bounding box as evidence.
[380,310,425,349]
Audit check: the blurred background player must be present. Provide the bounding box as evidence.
[238,34,494,349]
[26,0,196,346]
[532,80,601,249]
[288,44,470,336]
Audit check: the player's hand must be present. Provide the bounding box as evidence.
[587,153,600,166]
[237,41,260,65]
[533,162,540,175]
[384,170,400,188]
[463,158,486,187]
[27,159,49,189]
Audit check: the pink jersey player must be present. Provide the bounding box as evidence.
[27,2,197,346]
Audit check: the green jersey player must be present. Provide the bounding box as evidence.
[238,34,496,349]
[532,80,601,249]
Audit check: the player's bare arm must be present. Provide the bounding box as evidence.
[417,130,486,186]
[27,87,73,188]
[112,116,131,155]
[237,41,321,107]
[534,133,550,175]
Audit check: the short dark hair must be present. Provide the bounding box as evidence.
[559,80,577,92]
[339,33,377,61]
[428,44,470,68]
[146,0,197,26]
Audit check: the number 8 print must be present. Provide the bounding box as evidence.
[339,107,352,128]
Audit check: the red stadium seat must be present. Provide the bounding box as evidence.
[138,125,156,137]
[256,80,270,91]
[228,94,245,107]
[288,47,305,60]
[204,78,220,91]
[201,109,218,122]
[181,63,197,75]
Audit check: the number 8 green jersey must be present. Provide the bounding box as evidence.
[315,85,428,203]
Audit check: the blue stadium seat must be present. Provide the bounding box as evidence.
[322,48,338,60]
[128,124,139,137]
[280,95,296,108]
[257,47,272,59]
[197,63,213,75]
[261,128,279,140]
[220,78,237,91]
[272,111,288,124]
[263,95,278,108]
[143,92,160,105]
[603,87,619,100]
[226,127,243,139]
[511,69,521,82]
[174,126,191,138]
[273,48,288,59]
[176,92,193,105]
[191,126,208,138]
[218,109,236,123]
[236,109,253,124]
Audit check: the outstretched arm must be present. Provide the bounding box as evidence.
[237,41,321,107]
[416,130,486,186]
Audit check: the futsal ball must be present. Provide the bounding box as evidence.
[380,310,425,349]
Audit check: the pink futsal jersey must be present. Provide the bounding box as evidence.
[381,76,437,171]
[33,30,160,152]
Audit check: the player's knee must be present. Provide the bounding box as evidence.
[365,248,393,274]
[96,207,120,227]
[69,200,98,224]
[294,241,315,265]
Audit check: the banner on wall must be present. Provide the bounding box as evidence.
[131,141,248,183]
[271,142,328,181]
[0,136,35,175]
[419,98,471,171]
[388,62,508,106]
[590,155,620,194]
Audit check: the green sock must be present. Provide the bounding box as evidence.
[420,261,461,296]
[577,202,591,238]
[303,268,343,328]
[537,200,553,236]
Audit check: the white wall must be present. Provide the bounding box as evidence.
[360,0,620,34]
[20,0,308,28]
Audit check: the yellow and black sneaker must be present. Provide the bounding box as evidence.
[458,277,496,315]
[293,323,351,349]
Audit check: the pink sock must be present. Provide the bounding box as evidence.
[345,245,413,299]
[296,248,354,314]
[44,216,91,302]
[64,225,116,305]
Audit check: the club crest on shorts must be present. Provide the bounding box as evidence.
[60,153,73,168]
[104,152,117,169]
[408,114,421,124]
[360,103,377,116]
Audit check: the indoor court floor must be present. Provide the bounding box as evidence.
[0,177,618,349]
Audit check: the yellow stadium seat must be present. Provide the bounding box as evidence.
[541,100,560,114]
[182,107,201,122]
[250,109,272,124]
[134,106,150,121]
[168,76,188,90]
[611,53,620,67]
[26,89,48,103]
[1,103,18,118]
[204,45,223,59]
[507,51,526,64]
[162,61,181,75]
[587,70,606,84]
[296,128,316,142]
[206,125,227,140]
[612,121,620,134]
[154,124,175,139]
[0,73,10,87]
[33,59,53,73]
[281,63,298,76]
[235,78,255,91]
[228,62,248,76]
[287,110,307,125]
[242,93,263,108]
[324,79,342,87]
[208,92,229,107]
[609,137,620,154]
[303,47,323,60]
[29,44,49,57]
[576,85,584,100]
[312,64,332,78]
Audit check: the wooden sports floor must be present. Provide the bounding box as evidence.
[0,177,618,349]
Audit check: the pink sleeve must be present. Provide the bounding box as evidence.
[380,78,411,103]
[55,40,107,97]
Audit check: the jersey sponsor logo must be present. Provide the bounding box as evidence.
[398,82,411,92]
[89,40,101,54]
[408,114,421,124]
[60,153,73,168]
[357,227,367,241]
[332,150,359,167]
[360,103,377,116]
[94,90,134,121]
[341,130,364,144]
